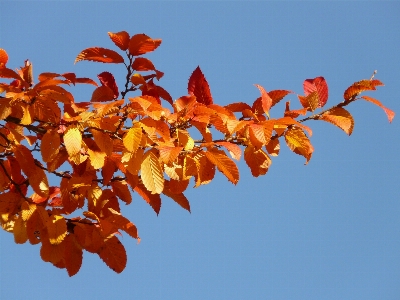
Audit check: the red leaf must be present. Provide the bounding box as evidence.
[303,77,328,108]
[108,31,130,51]
[97,71,119,99]
[132,57,155,71]
[0,48,8,67]
[188,66,213,105]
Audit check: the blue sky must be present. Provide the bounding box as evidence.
[1,1,399,299]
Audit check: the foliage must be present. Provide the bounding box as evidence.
[0,31,394,276]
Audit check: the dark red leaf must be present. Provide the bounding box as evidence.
[188,66,213,105]
[97,71,119,99]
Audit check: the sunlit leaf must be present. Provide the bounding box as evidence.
[75,47,124,64]
[254,84,272,116]
[284,127,313,164]
[0,48,8,67]
[343,79,384,102]
[108,31,130,51]
[303,76,328,108]
[319,107,354,135]
[128,34,162,56]
[63,126,82,157]
[141,149,164,194]
[47,215,67,245]
[361,95,395,123]
[244,145,271,177]
[205,148,239,184]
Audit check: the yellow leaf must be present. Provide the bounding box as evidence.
[205,148,239,184]
[87,148,106,169]
[319,107,354,135]
[47,215,67,245]
[64,126,82,157]
[123,123,142,153]
[284,127,314,164]
[13,214,28,244]
[141,149,164,194]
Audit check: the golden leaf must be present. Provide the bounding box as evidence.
[141,149,164,194]
[204,148,239,184]
[64,126,82,157]
[13,214,28,244]
[47,215,67,245]
[320,107,354,135]
[284,127,314,164]
[123,123,142,153]
[41,129,60,162]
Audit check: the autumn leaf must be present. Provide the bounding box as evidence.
[205,148,239,184]
[41,129,60,162]
[128,34,162,56]
[244,146,271,177]
[343,79,384,102]
[361,95,395,123]
[107,208,139,239]
[303,77,328,108]
[134,181,162,214]
[254,84,272,116]
[141,149,164,194]
[188,66,213,105]
[319,107,354,135]
[63,126,82,157]
[111,180,132,204]
[0,48,8,67]
[132,57,156,71]
[123,123,142,153]
[98,235,127,273]
[97,71,119,99]
[13,214,28,244]
[284,127,314,164]
[91,85,115,102]
[215,141,241,161]
[47,215,67,245]
[108,31,130,51]
[163,180,191,212]
[75,47,124,64]
[64,234,83,277]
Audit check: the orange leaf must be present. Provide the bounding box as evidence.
[284,127,314,164]
[157,146,183,164]
[298,91,319,111]
[134,181,162,214]
[192,152,215,187]
[224,102,252,112]
[361,95,395,123]
[111,180,132,204]
[163,180,190,212]
[75,47,124,64]
[141,149,164,194]
[269,90,293,108]
[41,129,60,162]
[98,235,127,273]
[64,234,83,277]
[244,146,271,177]
[91,129,113,156]
[91,85,115,102]
[319,107,354,135]
[108,31,130,51]
[128,34,162,56]
[343,79,384,102]
[254,84,272,116]
[0,48,8,67]
[205,148,239,184]
[40,235,65,265]
[215,141,241,161]
[188,66,213,105]
[64,126,82,157]
[107,208,139,239]
[132,57,156,71]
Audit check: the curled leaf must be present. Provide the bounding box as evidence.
[319,107,354,135]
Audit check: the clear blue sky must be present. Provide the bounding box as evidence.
[1,2,399,299]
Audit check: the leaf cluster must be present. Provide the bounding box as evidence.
[0,32,394,275]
